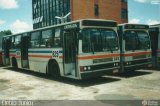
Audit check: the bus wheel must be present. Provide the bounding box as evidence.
[12,58,18,69]
[48,61,60,78]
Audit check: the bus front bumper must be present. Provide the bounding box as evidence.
[81,68,119,79]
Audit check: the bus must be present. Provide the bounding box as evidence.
[2,19,120,79]
[0,35,3,66]
[118,24,152,72]
[149,24,160,68]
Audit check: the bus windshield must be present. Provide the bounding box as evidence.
[124,30,150,51]
[81,28,119,53]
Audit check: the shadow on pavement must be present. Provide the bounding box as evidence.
[108,70,152,78]
[3,67,121,87]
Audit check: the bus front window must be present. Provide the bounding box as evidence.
[124,31,137,51]
[124,31,150,51]
[137,31,150,50]
[81,28,119,53]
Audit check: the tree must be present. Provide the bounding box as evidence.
[0,30,12,36]
[0,30,12,49]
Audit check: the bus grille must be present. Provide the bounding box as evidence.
[133,55,146,60]
[93,58,113,63]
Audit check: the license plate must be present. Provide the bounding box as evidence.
[113,69,119,73]
[148,64,152,67]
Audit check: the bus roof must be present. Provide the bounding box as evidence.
[118,23,149,30]
[149,24,160,28]
[3,19,117,38]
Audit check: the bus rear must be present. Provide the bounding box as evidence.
[149,24,160,68]
[118,24,152,72]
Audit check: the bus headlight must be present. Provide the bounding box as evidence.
[84,67,87,71]
[116,63,119,66]
[126,62,129,65]
[88,66,91,70]
[80,66,91,72]
[128,62,131,65]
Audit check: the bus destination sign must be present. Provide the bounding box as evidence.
[64,23,79,30]
[125,24,149,29]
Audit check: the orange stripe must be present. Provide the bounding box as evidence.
[15,56,21,58]
[59,56,64,59]
[78,54,120,60]
[29,55,52,58]
[121,51,151,57]
[10,54,16,57]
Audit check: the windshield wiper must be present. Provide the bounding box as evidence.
[91,43,95,54]
[106,41,113,53]
[137,37,148,51]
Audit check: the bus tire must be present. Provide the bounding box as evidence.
[48,60,60,78]
[12,58,18,69]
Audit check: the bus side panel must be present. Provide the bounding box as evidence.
[28,48,63,74]
[9,49,16,67]
[157,28,160,67]
[28,49,51,73]
[150,31,158,67]
[16,50,22,68]
[0,51,3,66]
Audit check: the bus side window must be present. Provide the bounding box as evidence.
[31,31,41,48]
[14,35,21,49]
[11,36,15,49]
[54,28,61,47]
[41,29,54,48]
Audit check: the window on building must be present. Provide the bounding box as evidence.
[121,0,128,3]
[94,4,99,16]
[94,0,99,16]
[121,9,128,19]
[33,0,71,29]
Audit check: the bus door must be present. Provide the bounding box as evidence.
[63,31,78,78]
[21,36,29,68]
[3,38,11,65]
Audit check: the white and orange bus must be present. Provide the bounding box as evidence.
[0,35,3,66]
[149,24,160,68]
[2,19,120,79]
[118,24,152,72]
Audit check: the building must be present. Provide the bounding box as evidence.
[32,0,128,29]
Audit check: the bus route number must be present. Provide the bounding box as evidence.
[52,51,59,57]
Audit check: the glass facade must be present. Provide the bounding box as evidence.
[32,0,71,29]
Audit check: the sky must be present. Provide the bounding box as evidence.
[0,0,160,34]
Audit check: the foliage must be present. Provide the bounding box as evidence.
[0,30,12,36]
